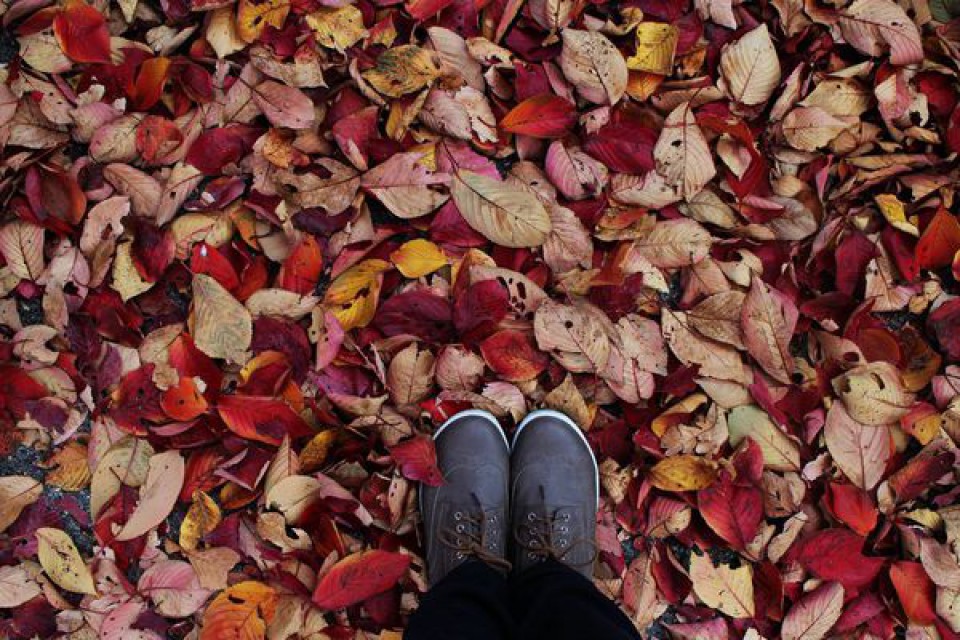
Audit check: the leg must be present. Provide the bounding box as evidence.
[509,409,640,640]
[412,409,516,640]
[510,559,640,640]
[406,561,514,640]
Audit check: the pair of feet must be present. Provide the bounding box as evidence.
[420,409,599,585]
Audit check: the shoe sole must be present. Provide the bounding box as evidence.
[512,409,600,509]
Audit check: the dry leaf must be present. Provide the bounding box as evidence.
[719,24,781,105]
[0,476,43,532]
[560,29,628,105]
[191,274,253,363]
[451,171,552,248]
[654,102,717,199]
[689,552,755,618]
[36,528,96,595]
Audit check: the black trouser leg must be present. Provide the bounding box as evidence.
[509,560,641,640]
[406,561,516,640]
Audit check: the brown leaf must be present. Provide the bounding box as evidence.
[190,274,253,363]
[741,277,798,384]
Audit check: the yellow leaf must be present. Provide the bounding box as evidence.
[689,552,755,618]
[648,455,718,491]
[111,240,155,301]
[0,476,43,532]
[46,442,92,491]
[323,259,391,331]
[306,6,367,52]
[200,581,276,640]
[299,430,339,473]
[180,490,222,552]
[36,528,97,595]
[190,274,253,363]
[363,45,442,98]
[875,193,919,236]
[390,239,448,278]
[627,22,678,75]
[236,0,290,43]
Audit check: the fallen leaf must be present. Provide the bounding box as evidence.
[824,403,890,490]
[312,550,411,610]
[741,277,798,384]
[115,450,184,541]
[781,582,845,640]
[689,552,755,618]
[200,581,276,640]
[649,455,718,492]
[719,24,781,105]
[190,274,253,363]
[500,94,578,139]
[36,528,96,595]
[560,29,628,105]
[654,102,716,199]
[451,171,552,248]
[628,23,678,75]
[0,476,43,533]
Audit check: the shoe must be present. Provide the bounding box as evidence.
[510,409,599,578]
[420,409,511,585]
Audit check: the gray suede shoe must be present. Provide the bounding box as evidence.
[420,409,511,585]
[510,409,599,578]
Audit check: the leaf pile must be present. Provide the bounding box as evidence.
[0,0,960,637]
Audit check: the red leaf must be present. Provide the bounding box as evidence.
[278,236,324,295]
[583,123,657,173]
[480,330,549,382]
[824,483,877,537]
[406,0,454,20]
[216,395,311,446]
[928,298,960,360]
[697,470,763,551]
[795,529,886,591]
[160,377,209,422]
[500,95,578,139]
[312,550,411,610]
[136,116,184,164]
[372,290,455,343]
[454,280,510,344]
[186,126,259,175]
[890,561,938,624]
[916,206,960,270]
[53,0,111,64]
[190,243,241,292]
[389,435,444,486]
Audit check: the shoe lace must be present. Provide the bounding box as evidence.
[514,489,597,567]
[437,494,512,572]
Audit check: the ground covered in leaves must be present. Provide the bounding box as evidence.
[1,0,960,637]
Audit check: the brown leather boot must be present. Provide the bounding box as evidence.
[510,409,599,578]
[420,409,511,585]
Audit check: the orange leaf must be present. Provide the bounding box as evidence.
[278,236,324,294]
[53,0,112,64]
[129,57,171,111]
[161,377,209,421]
[500,94,577,139]
[217,395,311,446]
[916,206,960,270]
[236,0,290,43]
[890,561,938,624]
[312,550,410,610]
[200,581,276,640]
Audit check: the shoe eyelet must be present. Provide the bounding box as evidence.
[559,540,567,548]
[454,512,463,521]
[456,524,465,533]
[559,526,568,533]
[527,513,536,521]
[528,553,535,560]
[456,552,464,559]
[561,513,570,522]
